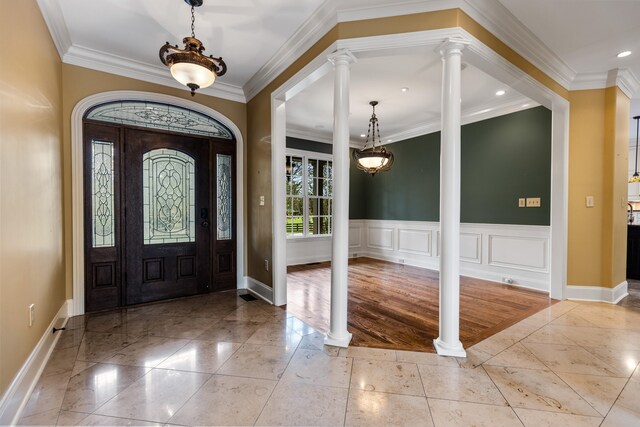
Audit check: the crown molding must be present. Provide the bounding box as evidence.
[63,45,246,103]
[337,0,458,22]
[570,72,608,91]
[460,0,575,90]
[243,1,338,101]
[36,0,72,59]
[286,127,334,145]
[288,95,538,148]
[607,68,640,99]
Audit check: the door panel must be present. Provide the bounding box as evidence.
[83,123,122,312]
[212,142,236,291]
[124,128,211,304]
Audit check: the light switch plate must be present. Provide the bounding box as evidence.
[518,198,526,207]
[526,197,541,207]
[259,196,265,206]
[586,196,594,208]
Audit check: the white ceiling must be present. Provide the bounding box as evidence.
[286,48,533,143]
[56,0,325,88]
[38,0,640,139]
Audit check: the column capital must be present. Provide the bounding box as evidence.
[438,37,470,58]
[328,49,357,67]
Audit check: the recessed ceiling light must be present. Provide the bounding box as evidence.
[360,134,366,137]
[495,90,506,96]
[401,87,409,92]
[617,50,632,58]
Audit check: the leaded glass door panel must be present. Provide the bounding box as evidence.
[83,123,122,312]
[124,128,211,304]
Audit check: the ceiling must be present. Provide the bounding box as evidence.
[286,48,532,143]
[38,0,640,140]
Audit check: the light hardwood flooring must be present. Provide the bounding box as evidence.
[287,257,555,352]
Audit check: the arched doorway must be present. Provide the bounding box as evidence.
[71,92,245,315]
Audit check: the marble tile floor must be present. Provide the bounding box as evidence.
[16,291,640,426]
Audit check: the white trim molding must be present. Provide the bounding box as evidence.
[0,300,70,426]
[246,277,274,304]
[70,91,246,316]
[348,220,551,293]
[566,281,629,304]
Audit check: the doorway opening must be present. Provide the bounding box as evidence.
[82,100,236,312]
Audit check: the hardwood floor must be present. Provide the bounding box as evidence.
[286,257,555,352]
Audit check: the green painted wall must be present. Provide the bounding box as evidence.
[349,106,552,225]
[286,136,333,154]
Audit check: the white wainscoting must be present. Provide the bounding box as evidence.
[286,219,550,293]
[286,236,332,266]
[349,220,551,292]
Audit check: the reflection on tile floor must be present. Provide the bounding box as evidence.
[17,291,640,426]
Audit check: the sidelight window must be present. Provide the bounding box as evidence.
[91,140,115,248]
[286,151,333,237]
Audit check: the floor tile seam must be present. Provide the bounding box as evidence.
[414,355,437,427]
[26,364,76,416]
[551,342,636,378]
[476,364,510,408]
[250,369,285,426]
[342,360,355,427]
[598,369,638,422]
[424,395,515,410]
[485,362,604,418]
[164,370,215,426]
[80,411,170,425]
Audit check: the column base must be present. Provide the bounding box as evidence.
[324,331,352,348]
[434,337,466,357]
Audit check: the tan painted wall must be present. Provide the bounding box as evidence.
[61,64,248,298]
[567,88,629,288]
[245,9,569,287]
[604,87,630,287]
[567,90,607,286]
[0,0,65,394]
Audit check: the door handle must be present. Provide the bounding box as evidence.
[201,208,209,228]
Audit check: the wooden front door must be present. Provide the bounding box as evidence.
[124,128,211,305]
[83,120,236,312]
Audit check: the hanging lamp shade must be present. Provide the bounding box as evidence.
[159,0,227,96]
[352,101,394,176]
[630,116,640,183]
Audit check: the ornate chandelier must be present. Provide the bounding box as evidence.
[352,101,394,176]
[630,116,640,183]
[159,0,227,96]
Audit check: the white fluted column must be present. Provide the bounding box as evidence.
[434,39,468,358]
[325,49,356,348]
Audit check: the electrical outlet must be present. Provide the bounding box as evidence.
[518,198,526,208]
[526,197,541,207]
[264,259,269,271]
[259,196,265,206]
[28,304,35,327]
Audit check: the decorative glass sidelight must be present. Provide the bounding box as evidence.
[216,154,232,240]
[143,148,196,244]
[86,101,233,140]
[91,140,115,247]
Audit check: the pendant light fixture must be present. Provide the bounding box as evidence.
[352,101,394,176]
[159,0,227,96]
[630,116,640,183]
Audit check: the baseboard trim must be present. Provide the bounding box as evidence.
[566,281,629,304]
[246,277,274,304]
[0,300,70,425]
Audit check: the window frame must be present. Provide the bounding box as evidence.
[285,148,333,239]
